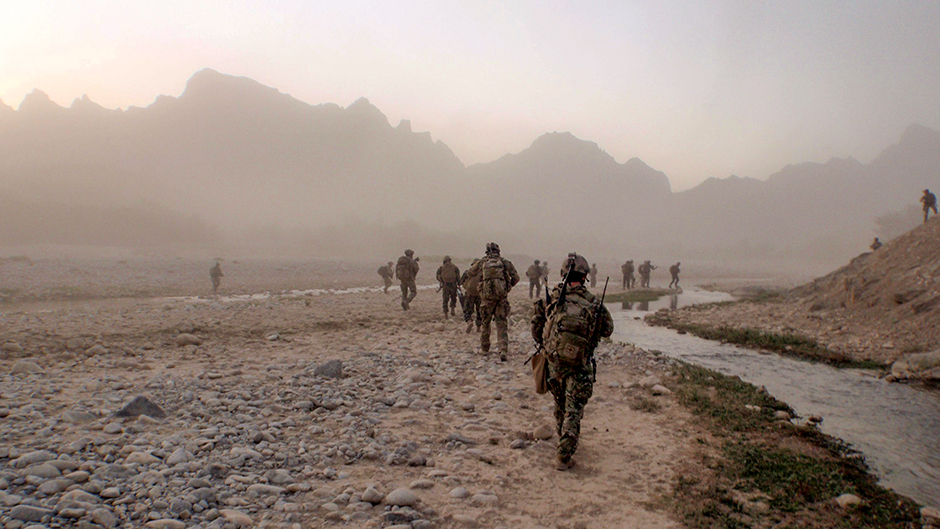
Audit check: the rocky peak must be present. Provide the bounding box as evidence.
[17,89,64,115]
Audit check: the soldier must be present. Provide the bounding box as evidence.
[668,262,681,289]
[436,256,461,319]
[377,261,394,293]
[921,189,938,222]
[621,260,635,289]
[466,242,519,361]
[395,249,420,310]
[526,260,543,299]
[589,263,598,288]
[460,259,483,333]
[638,260,656,288]
[209,262,223,295]
[870,238,882,251]
[540,261,550,288]
[531,253,613,471]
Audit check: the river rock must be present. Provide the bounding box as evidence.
[384,488,418,506]
[92,507,117,528]
[220,509,253,527]
[166,447,193,465]
[86,344,108,356]
[10,505,53,522]
[145,520,187,529]
[62,410,98,424]
[834,493,862,508]
[2,342,24,354]
[13,450,56,468]
[533,424,554,440]
[314,359,343,379]
[362,487,385,504]
[247,484,285,496]
[24,463,61,478]
[650,384,672,396]
[11,360,44,374]
[890,350,940,383]
[114,395,166,419]
[175,333,202,347]
[125,451,160,465]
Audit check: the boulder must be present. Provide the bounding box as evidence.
[314,359,343,379]
[890,350,940,383]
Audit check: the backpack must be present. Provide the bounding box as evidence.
[547,292,597,365]
[480,256,508,300]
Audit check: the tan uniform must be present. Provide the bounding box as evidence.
[468,253,519,356]
[436,261,461,317]
[395,255,420,309]
[526,263,542,299]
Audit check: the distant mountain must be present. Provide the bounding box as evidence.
[665,124,940,260]
[1,69,937,265]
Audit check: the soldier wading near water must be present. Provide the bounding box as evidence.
[395,249,420,310]
[210,262,224,295]
[436,256,461,319]
[621,260,635,289]
[531,253,613,470]
[377,261,394,293]
[466,243,519,361]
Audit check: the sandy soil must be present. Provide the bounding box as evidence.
[0,259,711,528]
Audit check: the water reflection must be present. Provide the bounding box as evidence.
[609,289,940,508]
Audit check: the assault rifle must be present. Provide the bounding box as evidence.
[587,277,609,382]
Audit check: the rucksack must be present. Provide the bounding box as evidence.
[546,292,597,365]
[480,256,508,300]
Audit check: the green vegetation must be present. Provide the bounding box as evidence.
[605,289,671,303]
[647,313,885,369]
[670,362,922,528]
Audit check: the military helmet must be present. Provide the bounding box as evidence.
[563,252,591,279]
[405,249,414,257]
[534,259,540,264]
[443,255,452,263]
[485,242,500,255]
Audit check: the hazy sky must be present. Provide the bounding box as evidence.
[2,1,939,190]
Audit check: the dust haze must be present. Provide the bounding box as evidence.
[1,70,937,276]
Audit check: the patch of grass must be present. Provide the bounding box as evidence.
[647,314,884,369]
[629,395,662,413]
[670,362,923,528]
[605,289,670,303]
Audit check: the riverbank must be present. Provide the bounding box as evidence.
[1,258,935,527]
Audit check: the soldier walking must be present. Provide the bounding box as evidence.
[668,262,681,289]
[531,253,613,470]
[209,262,224,295]
[870,238,883,251]
[540,261,549,288]
[460,259,483,333]
[921,189,938,222]
[436,256,461,319]
[377,261,394,293]
[589,263,598,288]
[638,260,656,288]
[621,260,635,289]
[395,249,420,310]
[526,260,543,299]
[466,243,519,361]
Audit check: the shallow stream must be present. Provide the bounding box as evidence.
[610,288,940,508]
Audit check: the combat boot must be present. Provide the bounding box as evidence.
[466,321,474,333]
[554,454,574,471]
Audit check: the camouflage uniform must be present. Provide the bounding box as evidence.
[460,260,483,332]
[395,250,420,310]
[468,244,519,358]
[532,282,614,466]
[436,257,461,318]
[922,189,938,223]
[377,262,394,293]
[668,262,680,289]
[526,261,542,299]
[621,261,635,289]
[209,263,223,295]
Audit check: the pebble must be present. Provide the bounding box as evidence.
[533,424,554,440]
[220,509,253,527]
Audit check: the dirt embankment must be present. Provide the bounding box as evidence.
[652,217,940,372]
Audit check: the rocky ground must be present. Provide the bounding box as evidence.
[0,274,705,529]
